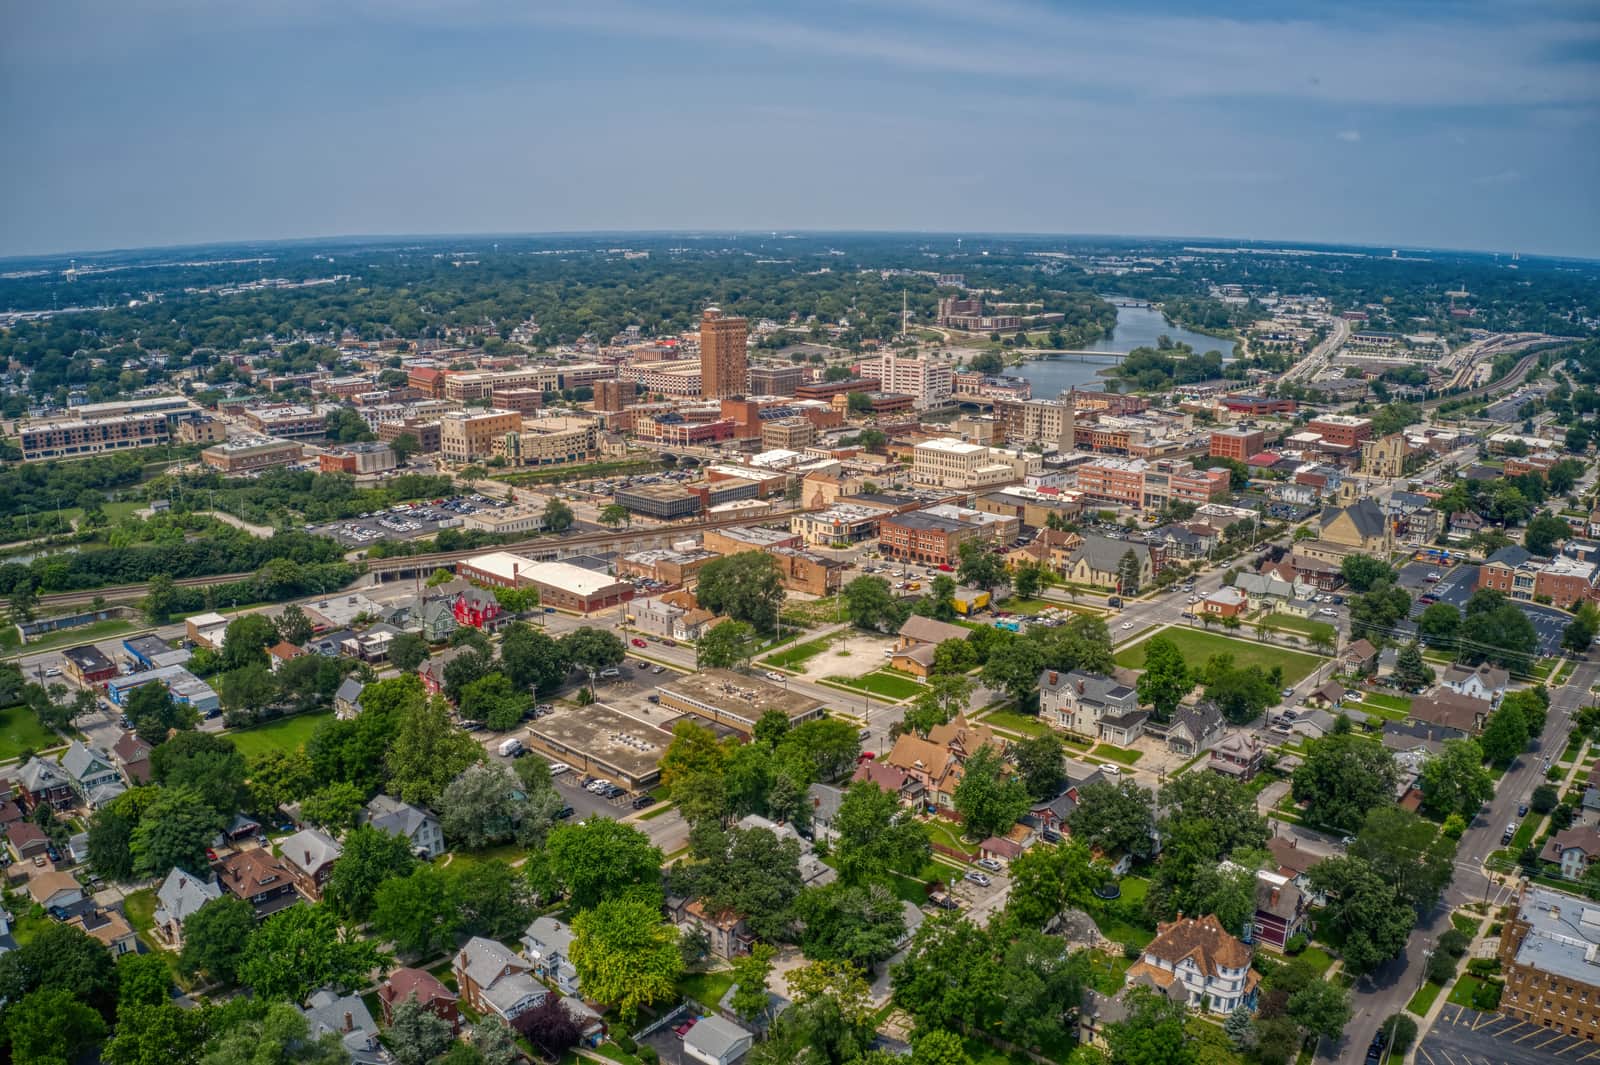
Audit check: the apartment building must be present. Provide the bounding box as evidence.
[993,398,1075,451]
[1478,546,1600,608]
[953,372,1031,401]
[790,504,882,547]
[376,417,442,453]
[439,409,523,463]
[242,405,328,439]
[1210,428,1265,462]
[17,411,174,461]
[1499,884,1600,1039]
[1307,414,1373,449]
[1074,457,1229,512]
[879,511,983,566]
[620,360,704,396]
[857,352,954,409]
[762,417,816,450]
[593,379,629,412]
[911,438,1041,490]
[200,437,303,473]
[492,416,598,468]
[937,295,1020,332]
[444,368,557,403]
[491,387,544,414]
[699,307,749,398]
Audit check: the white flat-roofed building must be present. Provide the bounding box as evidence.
[912,438,1041,489]
[455,553,633,613]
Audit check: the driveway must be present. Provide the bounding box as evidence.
[1418,1004,1597,1065]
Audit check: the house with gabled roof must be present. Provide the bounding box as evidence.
[1125,913,1259,1015]
[111,731,153,785]
[1165,701,1225,756]
[521,916,581,995]
[1039,669,1145,745]
[281,827,343,900]
[301,988,391,1065]
[61,741,124,809]
[361,795,444,858]
[379,968,459,1033]
[454,936,547,1023]
[1541,826,1600,881]
[1410,689,1492,734]
[216,848,299,919]
[1438,662,1509,704]
[152,868,222,948]
[15,756,74,812]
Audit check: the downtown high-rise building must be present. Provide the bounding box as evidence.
[699,306,748,398]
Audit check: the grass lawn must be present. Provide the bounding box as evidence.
[823,670,924,701]
[8,618,138,657]
[1352,691,1413,714]
[1257,613,1337,642]
[978,708,1050,738]
[996,597,1054,615]
[1451,912,1482,936]
[0,704,60,760]
[122,888,157,940]
[761,635,837,670]
[1511,817,1539,852]
[923,818,977,856]
[1447,974,1485,1008]
[1114,628,1324,685]
[1531,658,1558,682]
[636,802,676,821]
[1407,980,1444,1016]
[1091,744,1143,765]
[1296,946,1336,975]
[1088,951,1132,994]
[1118,876,1151,911]
[227,711,333,758]
[678,969,735,1009]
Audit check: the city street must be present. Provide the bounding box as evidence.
[1318,656,1598,1063]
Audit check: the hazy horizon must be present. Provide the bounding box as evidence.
[3,0,1596,258]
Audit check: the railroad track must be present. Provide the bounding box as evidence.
[2,505,818,610]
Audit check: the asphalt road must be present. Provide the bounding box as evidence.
[1317,656,1598,1063]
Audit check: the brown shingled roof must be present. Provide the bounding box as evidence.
[1137,913,1253,976]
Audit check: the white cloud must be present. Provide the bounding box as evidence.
[1336,130,1362,142]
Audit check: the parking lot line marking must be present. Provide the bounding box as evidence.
[1516,1026,1548,1042]
[1472,1012,1501,1031]
[1577,1047,1600,1062]
[1536,1033,1570,1051]
[1417,1047,1439,1065]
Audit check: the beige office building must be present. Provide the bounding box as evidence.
[439,410,523,463]
[492,416,599,468]
[911,438,1042,490]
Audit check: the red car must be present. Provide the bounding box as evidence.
[205,848,219,861]
[631,638,647,648]
[674,1019,698,1038]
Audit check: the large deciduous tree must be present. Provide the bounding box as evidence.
[951,745,1031,840]
[385,694,483,805]
[569,898,682,1024]
[1290,733,1400,834]
[695,552,786,634]
[544,819,664,910]
[831,781,931,886]
[238,904,388,1002]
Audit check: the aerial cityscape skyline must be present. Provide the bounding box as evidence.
[2,0,1595,258]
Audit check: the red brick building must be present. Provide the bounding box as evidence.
[879,511,982,566]
[1307,415,1373,449]
[1210,428,1265,462]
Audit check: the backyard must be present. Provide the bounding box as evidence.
[1115,628,1325,685]
[0,704,61,761]
[227,710,334,758]
[1254,613,1337,644]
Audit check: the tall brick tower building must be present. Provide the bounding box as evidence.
[699,307,748,398]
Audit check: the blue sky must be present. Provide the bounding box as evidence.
[2,0,1597,258]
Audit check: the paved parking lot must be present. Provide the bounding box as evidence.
[1418,1004,1600,1065]
[1409,563,1568,656]
[312,494,512,547]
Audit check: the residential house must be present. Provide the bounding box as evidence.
[6,822,49,862]
[417,646,470,697]
[453,936,546,1023]
[683,1014,754,1065]
[28,870,85,912]
[110,731,153,785]
[1039,669,1146,744]
[15,756,74,812]
[1234,572,1293,604]
[385,598,457,643]
[521,916,581,995]
[675,899,754,961]
[890,615,973,678]
[216,848,299,919]
[806,783,846,844]
[361,795,445,858]
[282,828,342,900]
[378,968,460,1033]
[1303,681,1346,710]
[1209,733,1265,781]
[61,741,124,809]
[334,678,365,720]
[1248,871,1307,951]
[301,988,392,1065]
[1439,662,1510,704]
[847,762,924,806]
[1541,826,1600,881]
[979,823,1034,867]
[1410,690,1492,734]
[736,814,835,886]
[267,641,307,673]
[1449,510,1487,540]
[152,868,222,948]
[1381,718,1468,757]
[1165,701,1226,756]
[1341,639,1379,675]
[1150,523,1219,561]
[1200,586,1248,619]
[1124,913,1260,1015]
[1265,836,1326,905]
[1025,791,1079,838]
[69,909,138,956]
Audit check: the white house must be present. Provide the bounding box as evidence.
[521,916,581,995]
[152,868,222,948]
[1038,669,1146,744]
[361,795,445,859]
[1124,914,1258,1015]
[1438,662,1509,704]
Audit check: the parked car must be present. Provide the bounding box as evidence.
[766,671,786,682]
[548,762,571,775]
[631,638,647,648]
[974,857,1003,872]
[631,794,656,809]
[964,872,992,887]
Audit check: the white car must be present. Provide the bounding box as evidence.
[1100,765,1121,775]
[1120,621,1134,630]
[548,762,571,775]
[964,871,992,887]
[1317,607,1338,616]
[765,671,785,682]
